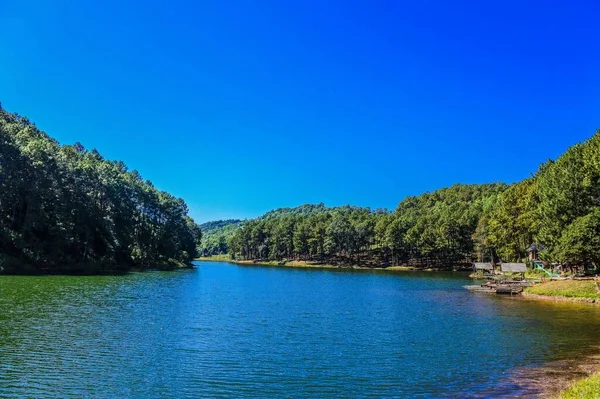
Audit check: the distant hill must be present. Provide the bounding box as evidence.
[198,219,244,256]
[261,203,330,219]
[198,203,353,257]
[199,219,243,232]
[260,202,389,220]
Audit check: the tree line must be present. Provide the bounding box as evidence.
[222,130,600,269]
[227,185,506,268]
[0,104,201,274]
[478,130,600,267]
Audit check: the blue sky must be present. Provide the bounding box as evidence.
[1,0,599,222]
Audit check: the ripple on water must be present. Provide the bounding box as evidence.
[1,263,600,398]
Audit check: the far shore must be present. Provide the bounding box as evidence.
[0,260,195,276]
[195,256,467,272]
[198,256,600,302]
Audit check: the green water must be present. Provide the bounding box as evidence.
[1,261,600,398]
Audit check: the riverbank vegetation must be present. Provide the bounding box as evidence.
[195,254,232,262]
[557,372,600,399]
[0,104,201,274]
[525,280,600,300]
[205,130,600,271]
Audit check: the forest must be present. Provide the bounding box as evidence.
[225,187,506,268]
[3,101,600,272]
[0,104,201,274]
[198,219,243,257]
[212,130,600,269]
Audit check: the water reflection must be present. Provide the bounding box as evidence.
[1,263,599,398]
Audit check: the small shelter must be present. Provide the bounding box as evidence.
[473,262,494,277]
[474,262,494,271]
[501,262,527,280]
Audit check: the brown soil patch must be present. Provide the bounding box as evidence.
[503,349,600,398]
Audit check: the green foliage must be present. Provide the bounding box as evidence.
[555,209,600,265]
[196,254,231,261]
[557,373,600,399]
[483,178,538,261]
[224,130,600,269]
[198,219,243,256]
[218,128,600,269]
[261,203,329,219]
[526,280,600,299]
[397,184,507,266]
[225,185,506,268]
[483,130,600,266]
[0,105,201,273]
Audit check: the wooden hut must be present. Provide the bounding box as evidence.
[473,262,494,277]
[501,262,527,280]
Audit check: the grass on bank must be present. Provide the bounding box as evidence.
[526,280,600,299]
[196,257,340,268]
[557,372,600,399]
[195,254,231,261]
[195,257,436,271]
[234,260,341,268]
[196,256,347,268]
[470,269,554,280]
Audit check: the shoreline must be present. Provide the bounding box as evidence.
[195,257,467,273]
[503,348,600,398]
[523,279,600,306]
[200,258,600,304]
[0,261,195,276]
[522,291,600,306]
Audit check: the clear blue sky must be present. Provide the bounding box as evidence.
[1,0,599,223]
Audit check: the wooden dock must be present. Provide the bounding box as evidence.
[464,285,497,294]
[495,285,524,295]
[464,282,525,295]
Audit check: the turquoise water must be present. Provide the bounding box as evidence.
[1,261,600,398]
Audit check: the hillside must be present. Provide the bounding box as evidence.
[198,219,244,256]
[0,105,201,274]
[202,130,600,270]
[227,184,505,267]
[200,184,507,268]
[478,129,600,266]
[261,203,331,219]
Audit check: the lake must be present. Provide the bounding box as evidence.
[1,261,600,398]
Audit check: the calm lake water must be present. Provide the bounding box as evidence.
[1,261,600,398]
